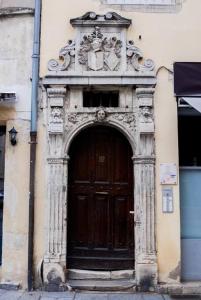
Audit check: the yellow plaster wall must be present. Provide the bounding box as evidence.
[0,14,33,288]
[39,0,201,283]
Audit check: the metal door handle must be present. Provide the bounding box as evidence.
[95,192,109,195]
[129,211,135,215]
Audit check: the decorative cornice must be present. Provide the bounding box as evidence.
[0,7,34,16]
[70,11,131,28]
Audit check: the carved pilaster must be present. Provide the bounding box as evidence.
[43,87,68,288]
[134,87,157,288]
[47,87,66,135]
[133,155,157,287]
[43,157,69,285]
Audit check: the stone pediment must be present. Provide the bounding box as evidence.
[47,12,155,78]
[70,11,131,28]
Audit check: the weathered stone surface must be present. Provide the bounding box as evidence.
[110,270,134,280]
[68,279,136,291]
[68,269,110,280]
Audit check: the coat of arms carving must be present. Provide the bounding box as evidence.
[78,27,122,71]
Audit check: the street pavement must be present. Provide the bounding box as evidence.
[0,290,200,300]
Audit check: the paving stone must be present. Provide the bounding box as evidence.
[141,294,164,300]
[0,290,7,296]
[108,293,143,300]
[0,291,24,299]
[20,292,42,300]
[163,296,171,300]
[41,292,74,298]
[75,293,108,300]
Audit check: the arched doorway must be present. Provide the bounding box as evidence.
[67,125,134,270]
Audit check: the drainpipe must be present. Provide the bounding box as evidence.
[28,0,41,291]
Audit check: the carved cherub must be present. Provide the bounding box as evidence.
[140,106,153,123]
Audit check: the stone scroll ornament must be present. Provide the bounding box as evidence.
[127,40,155,71]
[48,40,75,71]
[78,27,122,71]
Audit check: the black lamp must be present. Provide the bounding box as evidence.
[9,127,18,146]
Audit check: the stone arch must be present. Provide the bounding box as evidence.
[64,119,136,156]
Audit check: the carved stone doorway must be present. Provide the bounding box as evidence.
[43,11,158,289]
[67,125,134,270]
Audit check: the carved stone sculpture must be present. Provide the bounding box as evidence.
[127,40,155,71]
[48,40,75,71]
[78,27,122,71]
[96,108,107,121]
[140,106,153,123]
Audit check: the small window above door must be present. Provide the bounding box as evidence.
[83,91,119,108]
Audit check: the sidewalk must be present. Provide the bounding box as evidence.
[0,290,199,300]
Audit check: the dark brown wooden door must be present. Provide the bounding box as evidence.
[67,126,134,270]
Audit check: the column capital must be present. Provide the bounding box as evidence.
[47,156,70,164]
[136,87,155,98]
[132,155,155,164]
[47,87,67,98]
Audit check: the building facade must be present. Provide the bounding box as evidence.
[0,0,34,289]
[1,0,201,294]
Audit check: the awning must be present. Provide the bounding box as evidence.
[174,62,201,96]
[181,97,201,113]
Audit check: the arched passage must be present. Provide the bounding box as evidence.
[67,125,134,270]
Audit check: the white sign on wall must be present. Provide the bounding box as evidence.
[106,0,174,5]
[160,163,177,185]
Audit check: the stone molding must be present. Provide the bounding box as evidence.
[70,11,131,28]
[0,7,34,16]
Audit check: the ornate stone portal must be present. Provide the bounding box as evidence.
[42,12,157,290]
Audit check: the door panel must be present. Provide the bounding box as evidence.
[67,126,134,270]
[180,168,201,280]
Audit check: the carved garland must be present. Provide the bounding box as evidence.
[65,109,136,134]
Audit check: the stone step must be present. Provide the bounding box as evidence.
[67,279,136,292]
[68,269,135,280]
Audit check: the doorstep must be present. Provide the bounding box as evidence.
[68,269,135,280]
[67,279,136,292]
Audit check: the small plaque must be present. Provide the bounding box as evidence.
[162,187,173,213]
[160,163,177,185]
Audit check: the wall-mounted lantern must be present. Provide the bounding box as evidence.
[9,127,18,146]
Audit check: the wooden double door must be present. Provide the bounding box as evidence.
[67,126,134,270]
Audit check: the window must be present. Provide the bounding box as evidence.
[83,91,119,108]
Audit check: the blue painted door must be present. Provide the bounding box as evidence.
[180,168,201,280]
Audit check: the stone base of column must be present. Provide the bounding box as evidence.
[136,257,158,291]
[43,261,66,291]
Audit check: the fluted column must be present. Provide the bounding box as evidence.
[45,157,68,264]
[134,87,157,287]
[43,86,68,286]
